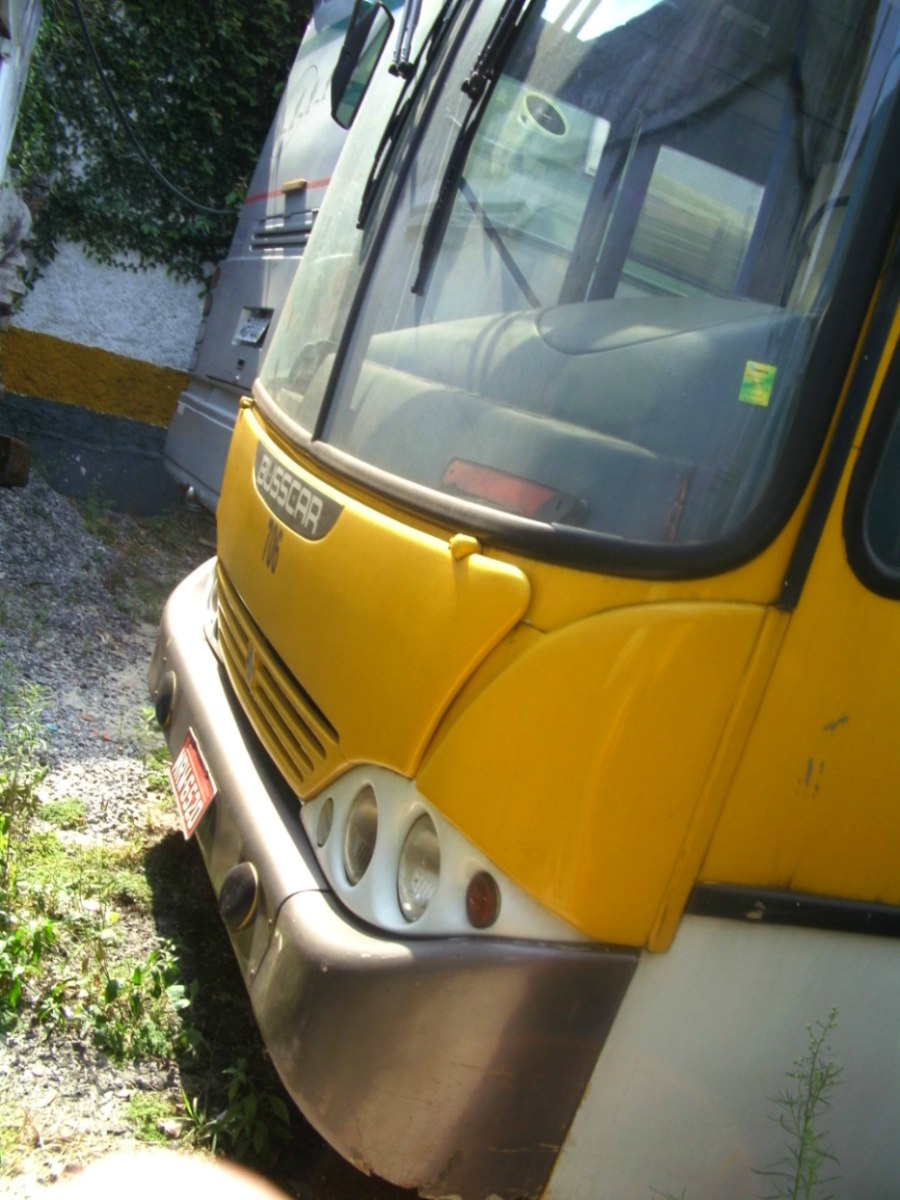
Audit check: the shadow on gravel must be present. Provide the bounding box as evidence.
[142,831,414,1200]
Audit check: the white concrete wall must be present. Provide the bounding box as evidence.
[12,239,203,370]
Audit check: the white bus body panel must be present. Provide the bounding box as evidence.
[547,916,900,1199]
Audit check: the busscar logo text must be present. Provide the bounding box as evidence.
[256,452,324,535]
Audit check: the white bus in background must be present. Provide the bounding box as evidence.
[164,0,400,511]
[0,0,41,186]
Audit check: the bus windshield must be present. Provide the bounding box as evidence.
[260,0,900,566]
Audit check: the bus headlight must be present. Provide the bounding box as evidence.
[316,795,334,847]
[397,814,440,922]
[343,785,378,885]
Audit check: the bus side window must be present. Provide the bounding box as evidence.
[846,347,900,597]
[865,403,900,571]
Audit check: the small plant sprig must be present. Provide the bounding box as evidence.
[755,1008,842,1200]
[0,913,56,1029]
[0,681,48,892]
[182,1057,292,1165]
[653,1009,842,1200]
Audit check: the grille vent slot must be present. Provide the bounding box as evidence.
[250,209,318,254]
[216,564,340,796]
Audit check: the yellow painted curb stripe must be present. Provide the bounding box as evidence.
[0,327,188,428]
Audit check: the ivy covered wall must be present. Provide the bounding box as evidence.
[12,0,309,282]
[1,0,310,428]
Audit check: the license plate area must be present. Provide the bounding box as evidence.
[170,729,217,839]
[234,308,272,347]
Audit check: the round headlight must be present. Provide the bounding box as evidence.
[343,785,378,884]
[398,814,440,922]
[316,796,334,847]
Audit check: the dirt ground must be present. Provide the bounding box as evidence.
[0,474,413,1200]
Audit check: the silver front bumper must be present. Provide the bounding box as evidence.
[150,561,637,1199]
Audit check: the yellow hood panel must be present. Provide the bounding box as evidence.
[217,406,531,787]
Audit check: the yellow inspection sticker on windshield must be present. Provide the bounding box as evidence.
[739,360,777,408]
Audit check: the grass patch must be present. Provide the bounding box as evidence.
[75,500,216,626]
[139,707,174,797]
[0,497,299,1181]
[181,1057,292,1164]
[18,833,151,910]
[127,1092,182,1145]
[0,1098,37,1176]
[0,659,296,1179]
[39,797,87,830]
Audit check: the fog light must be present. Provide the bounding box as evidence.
[343,785,377,885]
[398,814,440,922]
[154,671,176,730]
[466,871,500,929]
[219,861,259,933]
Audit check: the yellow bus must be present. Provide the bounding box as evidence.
[151,0,900,1195]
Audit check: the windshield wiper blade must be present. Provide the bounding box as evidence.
[411,0,535,295]
[358,0,471,229]
[460,0,531,99]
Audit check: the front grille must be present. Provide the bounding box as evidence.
[216,564,341,797]
[250,209,318,254]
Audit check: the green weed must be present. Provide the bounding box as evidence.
[0,911,56,1029]
[139,707,173,796]
[77,925,198,1060]
[181,1057,291,1165]
[0,1097,37,1176]
[0,622,290,1177]
[655,1010,842,1200]
[755,1009,841,1200]
[18,833,151,909]
[73,500,215,625]
[0,680,48,891]
[77,489,116,542]
[0,817,196,1055]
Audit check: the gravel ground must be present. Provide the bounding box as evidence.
[0,472,413,1200]
[0,472,213,1194]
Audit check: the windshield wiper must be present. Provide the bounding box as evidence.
[390,0,423,78]
[459,0,532,101]
[358,0,471,229]
[411,0,535,295]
